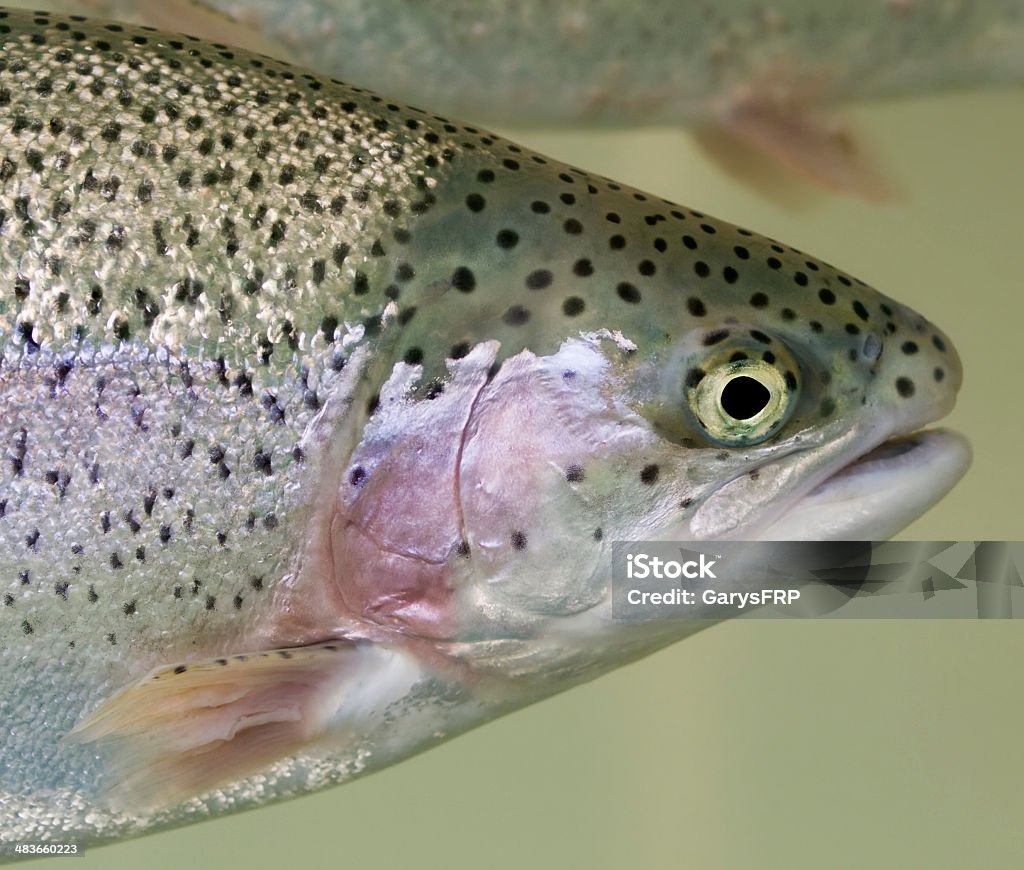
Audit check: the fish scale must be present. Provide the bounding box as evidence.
[0,6,968,851]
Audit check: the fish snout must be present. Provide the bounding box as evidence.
[875,301,963,428]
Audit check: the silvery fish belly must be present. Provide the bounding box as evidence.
[0,7,969,850]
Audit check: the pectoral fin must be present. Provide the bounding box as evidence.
[70,641,389,808]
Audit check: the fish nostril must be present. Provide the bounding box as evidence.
[861,332,882,362]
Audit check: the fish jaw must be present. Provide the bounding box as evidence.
[757,428,971,540]
[684,421,971,541]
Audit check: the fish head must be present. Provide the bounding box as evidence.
[322,163,968,685]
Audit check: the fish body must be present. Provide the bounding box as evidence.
[0,7,968,851]
[38,0,1024,125]
[27,0,1024,196]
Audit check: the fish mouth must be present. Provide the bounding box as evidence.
[757,427,971,540]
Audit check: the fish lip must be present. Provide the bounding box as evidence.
[808,431,939,490]
[688,412,970,541]
[756,427,972,540]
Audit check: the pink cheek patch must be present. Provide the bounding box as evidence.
[327,344,499,640]
[330,449,462,639]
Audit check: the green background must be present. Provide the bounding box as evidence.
[22,65,1024,870]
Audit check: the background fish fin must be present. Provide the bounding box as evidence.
[691,126,821,210]
[695,100,895,203]
[69,641,360,808]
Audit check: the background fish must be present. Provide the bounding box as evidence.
[20,0,1024,198]
[0,6,971,854]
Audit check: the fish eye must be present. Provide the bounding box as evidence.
[688,357,796,446]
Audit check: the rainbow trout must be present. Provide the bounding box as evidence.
[0,7,968,852]
[26,0,1024,197]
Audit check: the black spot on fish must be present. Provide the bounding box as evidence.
[525,269,552,290]
[503,305,530,326]
[451,266,475,292]
[573,258,594,277]
[617,282,641,304]
[563,297,585,317]
[253,449,273,476]
[496,229,519,249]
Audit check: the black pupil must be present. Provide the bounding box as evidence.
[720,376,770,420]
